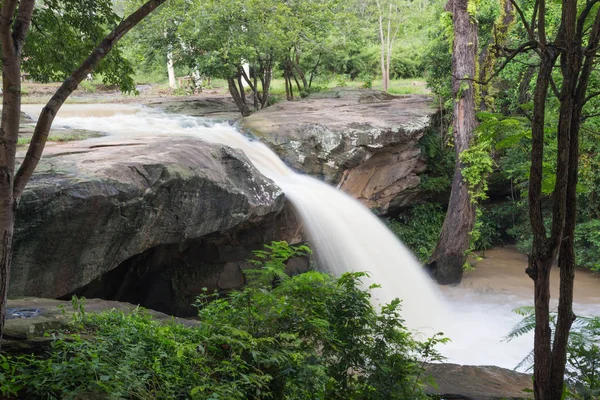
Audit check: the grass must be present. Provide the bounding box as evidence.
[19,75,430,105]
[206,77,429,96]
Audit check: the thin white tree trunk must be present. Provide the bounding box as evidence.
[376,0,387,92]
[386,4,392,91]
[167,51,176,88]
[164,29,176,88]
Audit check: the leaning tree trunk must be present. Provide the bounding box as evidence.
[427,0,477,285]
[0,0,35,341]
[0,0,167,340]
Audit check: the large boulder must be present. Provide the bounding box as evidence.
[241,89,437,212]
[424,363,533,400]
[9,136,300,311]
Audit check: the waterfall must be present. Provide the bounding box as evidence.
[192,124,447,332]
[28,104,447,332]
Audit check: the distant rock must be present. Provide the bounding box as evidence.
[424,363,533,400]
[146,96,240,121]
[3,297,198,354]
[241,89,437,213]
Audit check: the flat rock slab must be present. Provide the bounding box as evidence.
[3,297,198,353]
[424,363,533,400]
[146,96,240,121]
[241,89,436,212]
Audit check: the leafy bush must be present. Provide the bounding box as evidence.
[507,307,600,399]
[358,72,373,89]
[1,242,445,400]
[335,74,349,87]
[418,127,455,194]
[573,219,600,272]
[386,203,446,263]
[78,80,96,93]
[389,54,422,79]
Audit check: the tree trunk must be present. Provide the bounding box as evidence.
[227,77,251,117]
[526,4,600,398]
[478,0,514,110]
[385,3,392,90]
[376,0,387,92]
[261,58,272,108]
[293,49,308,91]
[0,0,34,342]
[427,0,477,285]
[516,65,536,112]
[167,53,176,88]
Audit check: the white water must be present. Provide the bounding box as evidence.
[23,104,600,370]
[26,104,446,332]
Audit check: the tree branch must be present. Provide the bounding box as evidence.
[455,40,538,85]
[13,0,167,200]
[11,0,35,56]
[577,0,600,38]
[0,0,19,58]
[508,0,535,41]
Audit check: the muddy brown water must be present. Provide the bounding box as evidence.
[440,246,600,369]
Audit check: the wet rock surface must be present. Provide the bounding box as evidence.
[241,89,436,212]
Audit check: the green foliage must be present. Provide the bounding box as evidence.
[25,0,136,92]
[573,220,600,272]
[386,204,446,263]
[459,145,494,202]
[335,74,349,87]
[78,81,96,93]
[244,241,312,286]
[507,307,600,399]
[418,127,455,194]
[2,242,445,400]
[358,72,373,89]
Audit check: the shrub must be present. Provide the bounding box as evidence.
[574,219,600,272]
[507,307,600,399]
[1,242,446,400]
[386,203,446,263]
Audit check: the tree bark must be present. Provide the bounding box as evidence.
[228,77,251,117]
[376,0,388,92]
[0,0,167,340]
[0,0,35,344]
[167,52,176,88]
[385,3,392,89]
[426,0,477,285]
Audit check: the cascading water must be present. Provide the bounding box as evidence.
[26,103,446,332]
[183,128,449,333]
[25,104,600,370]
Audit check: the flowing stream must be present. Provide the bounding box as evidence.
[21,104,600,370]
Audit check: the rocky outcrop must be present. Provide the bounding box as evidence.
[3,297,200,354]
[241,89,437,212]
[9,136,300,309]
[424,363,533,400]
